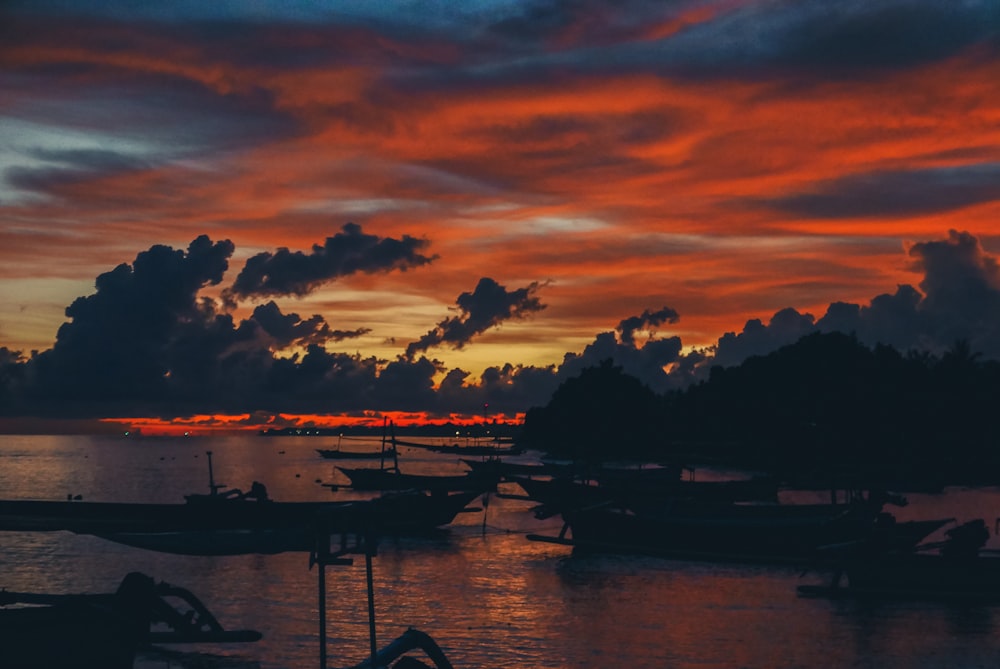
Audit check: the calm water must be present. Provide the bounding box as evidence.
[2,434,1000,669]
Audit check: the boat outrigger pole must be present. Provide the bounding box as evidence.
[205,450,225,496]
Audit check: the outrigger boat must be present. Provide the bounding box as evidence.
[316,434,397,460]
[510,472,779,516]
[0,452,484,555]
[336,466,499,494]
[317,446,397,460]
[335,421,500,493]
[528,491,951,564]
[798,518,1000,602]
[0,571,259,669]
[393,437,522,456]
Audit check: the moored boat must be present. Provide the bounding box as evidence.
[0,572,260,669]
[799,518,1000,601]
[317,446,397,460]
[336,466,499,493]
[529,497,950,564]
[0,489,484,555]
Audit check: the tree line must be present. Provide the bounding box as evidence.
[520,332,1000,482]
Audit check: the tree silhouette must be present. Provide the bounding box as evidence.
[521,359,663,461]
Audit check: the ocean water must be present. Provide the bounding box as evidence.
[2,434,1000,669]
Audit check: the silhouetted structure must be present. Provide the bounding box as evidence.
[521,333,1000,488]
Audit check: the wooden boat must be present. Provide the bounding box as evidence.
[316,433,397,460]
[0,572,259,669]
[0,488,484,555]
[461,457,576,479]
[336,466,499,493]
[393,437,522,456]
[510,472,779,517]
[316,446,397,460]
[799,518,1000,601]
[529,498,951,564]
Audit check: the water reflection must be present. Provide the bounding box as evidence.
[4,435,1000,669]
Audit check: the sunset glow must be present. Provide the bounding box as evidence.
[2,1,1000,431]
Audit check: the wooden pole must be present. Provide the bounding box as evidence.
[318,539,328,669]
[365,545,378,668]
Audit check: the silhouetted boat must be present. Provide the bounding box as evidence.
[0,572,259,669]
[316,433,397,460]
[461,457,576,479]
[393,437,522,456]
[799,518,1000,601]
[97,489,485,555]
[334,420,501,493]
[336,466,499,494]
[510,472,779,518]
[529,496,950,564]
[316,446,397,460]
[0,474,484,555]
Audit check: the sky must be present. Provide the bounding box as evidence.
[2,0,1000,433]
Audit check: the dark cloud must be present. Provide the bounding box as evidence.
[772,1,1000,73]
[227,223,436,300]
[694,230,1000,379]
[25,235,235,410]
[765,164,1000,219]
[249,301,368,348]
[710,308,819,371]
[0,236,552,420]
[617,306,680,346]
[551,303,686,393]
[602,0,1000,80]
[405,277,546,359]
[4,230,1000,422]
[6,149,152,199]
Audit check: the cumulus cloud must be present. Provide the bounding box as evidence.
[4,230,1000,422]
[699,230,1000,376]
[249,301,369,348]
[542,305,686,393]
[0,236,555,420]
[617,306,680,346]
[404,277,547,359]
[227,223,436,300]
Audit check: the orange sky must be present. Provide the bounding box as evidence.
[2,1,1000,429]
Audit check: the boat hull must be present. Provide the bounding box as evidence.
[0,490,484,554]
[559,504,946,563]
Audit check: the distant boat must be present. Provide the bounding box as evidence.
[316,433,397,460]
[461,458,575,479]
[336,466,499,494]
[316,446,397,460]
[0,572,259,669]
[393,437,522,456]
[336,420,501,493]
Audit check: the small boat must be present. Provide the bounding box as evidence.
[0,572,259,669]
[336,466,499,494]
[316,434,397,460]
[317,446,397,460]
[99,489,484,555]
[336,421,501,493]
[799,518,1000,601]
[461,457,576,479]
[0,453,485,555]
[510,472,779,518]
[393,437,522,456]
[529,496,950,564]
